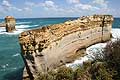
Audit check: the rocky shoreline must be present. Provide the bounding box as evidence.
[19,15,113,79]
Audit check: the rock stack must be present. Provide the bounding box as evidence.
[5,16,16,32]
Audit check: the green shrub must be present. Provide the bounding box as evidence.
[55,67,74,80]
[35,39,120,80]
[90,62,113,80]
[104,39,120,79]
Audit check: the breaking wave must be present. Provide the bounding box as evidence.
[0,24,39,35]
[12,53,20,57]
[16,22,31,25]
[66,28,120,68]
[16,24,39,29]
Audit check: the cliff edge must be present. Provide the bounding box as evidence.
[19,15,113,78]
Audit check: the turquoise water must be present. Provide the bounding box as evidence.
[0,18,120,80]
[0,18,77,80]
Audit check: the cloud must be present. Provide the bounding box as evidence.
[2,0,12,11]
[25,1,36,7]
[41,0,101,17]
[0,0,117,17]
[24,1,59,11]
[66,0,80,4]
[1,0,23,12]
[23,2,37,13]
[42,1,63,12]
[42,1,57,9]
[24,0,109,16]
[93,0,108,8]
[92,0,110,15]
[0,5,6,16]
[23,7,32,12]
[0,0,36,17]
[22,1,65,16]
[2,0,11,7]
[74,3,99,10]
[0,0,103,17]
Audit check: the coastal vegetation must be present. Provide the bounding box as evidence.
[35,39,120,80]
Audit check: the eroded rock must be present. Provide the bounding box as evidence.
[5,16,16,32]
[19,15,113,77]
[0,16,16,32]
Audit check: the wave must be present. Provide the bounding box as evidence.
[0,27,6,32]
[66,43,106,68]
[16,22,31,25]
[112,28,120,38]
[66,28,120,68]
[12,53,20,57]
[0,64,9,70]
[16,24,39,29]
[0,24,39,35]
[0,28,27,35]
[0,66,17,71]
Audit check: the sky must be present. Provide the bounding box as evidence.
[0,0,120,18]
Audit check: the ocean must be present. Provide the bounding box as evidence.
[0,17,120,80]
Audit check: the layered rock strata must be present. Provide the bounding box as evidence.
[19,15,113,78]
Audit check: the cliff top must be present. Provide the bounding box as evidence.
[19,15,113,48]
[5,16,15,19]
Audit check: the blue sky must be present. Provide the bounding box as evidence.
[0,0,120,18]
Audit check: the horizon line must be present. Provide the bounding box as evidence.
[0,16,120,19]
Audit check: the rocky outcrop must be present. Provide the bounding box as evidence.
[5,16,16,32]
[0,16,16,32]
[19,15,113,78]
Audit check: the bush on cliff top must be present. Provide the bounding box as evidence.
[35,39,120,80]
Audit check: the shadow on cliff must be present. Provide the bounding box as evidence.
[3,67,24,80]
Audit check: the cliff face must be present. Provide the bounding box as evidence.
[19,15,113,77]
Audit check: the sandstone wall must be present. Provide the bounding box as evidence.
[19,15,113,77]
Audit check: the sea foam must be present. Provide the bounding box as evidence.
[66,28,120,68]
[16,22,31,25]
[16,24,38,29]
[0,24,38,35]
[12,53,20,57]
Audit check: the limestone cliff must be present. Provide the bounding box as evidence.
[19,15,113,78]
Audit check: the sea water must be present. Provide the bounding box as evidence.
[0,17,77,80]
[0,18,120,80]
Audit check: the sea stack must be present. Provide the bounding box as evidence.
[19,15,113,77]
[5,16,16,32]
